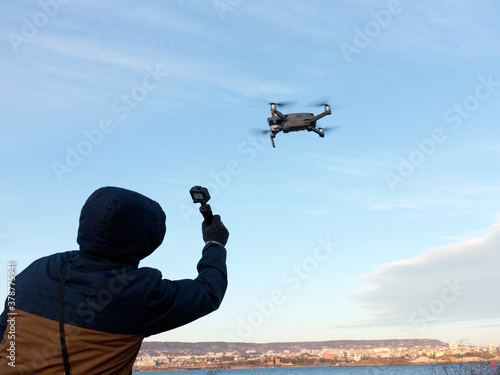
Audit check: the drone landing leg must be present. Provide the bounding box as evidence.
[271,136,276,148]
[311,127,325,138]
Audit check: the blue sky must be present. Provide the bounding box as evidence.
[1,1,499,346]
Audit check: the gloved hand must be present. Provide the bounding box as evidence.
[202,215,229,246]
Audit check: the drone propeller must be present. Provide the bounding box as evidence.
[251,128,271,135]
[308,99,345,111]
[310,102,329,107]
[267,100,297,109]
[307,97,330,107]
[319,125,342,133]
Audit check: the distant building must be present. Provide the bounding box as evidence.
[449,342,459,350]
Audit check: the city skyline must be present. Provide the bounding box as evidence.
[133,339,500,370]
[1,1,499,346]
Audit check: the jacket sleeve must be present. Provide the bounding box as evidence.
[0,308,6,341]
[141,241,228,336]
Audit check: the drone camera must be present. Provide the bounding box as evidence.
[190,186,211,205]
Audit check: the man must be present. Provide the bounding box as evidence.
[0,186,229,374]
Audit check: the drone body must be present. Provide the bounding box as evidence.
[266,103,332,147]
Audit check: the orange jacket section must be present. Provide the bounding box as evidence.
[0,309,143,374]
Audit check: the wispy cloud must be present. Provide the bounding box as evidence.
[205,75,296,99]
[306,153,393,177]
[288,149,500,216]
[379,1,500,61]
[291,207,331,216]
[243,2,344,41]
[35,36,149,70]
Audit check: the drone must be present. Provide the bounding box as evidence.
[263,102,334,147]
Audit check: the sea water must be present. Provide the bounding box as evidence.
[133,363,499,374]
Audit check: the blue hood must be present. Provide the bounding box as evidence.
[77,186,166,267]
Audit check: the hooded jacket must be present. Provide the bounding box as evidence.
[0,187,228,374]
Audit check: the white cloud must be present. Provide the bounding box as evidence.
[341,223,500,332]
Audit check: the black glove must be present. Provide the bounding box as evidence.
[202,215,229,246]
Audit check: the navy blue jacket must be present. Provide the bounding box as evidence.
[0,187,227,374]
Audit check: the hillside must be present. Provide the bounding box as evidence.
[140,339,447,356]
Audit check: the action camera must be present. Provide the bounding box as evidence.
[190,186,213,225]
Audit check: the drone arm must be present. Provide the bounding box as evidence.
[309,105,332,123]
[310,111,330,123]
[272,109,286,120]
